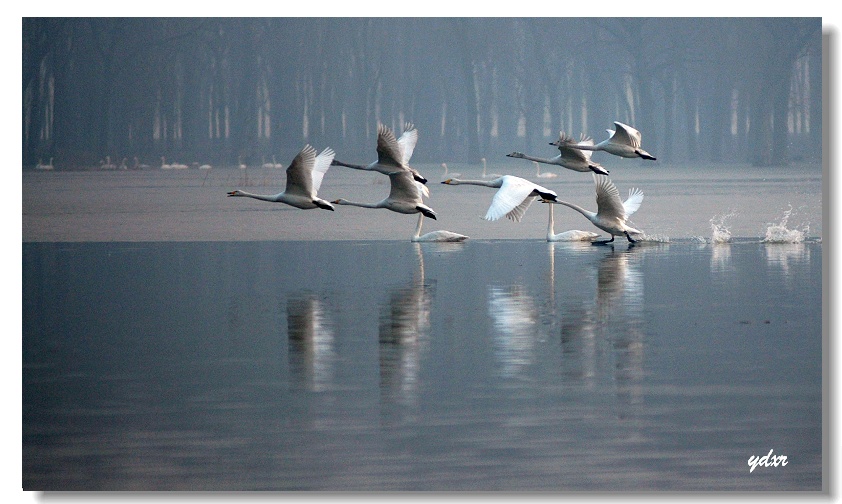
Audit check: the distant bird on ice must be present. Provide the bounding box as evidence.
[572,121,656,160]
[441,175,557,222]
[507,132,609,175]
[481,157,502,179]
[440,162,461,180]
[543,174,644,243]
[332,122,428,184]
[227,144,336,210]
[412,214,469,242]
[545,201,599,242]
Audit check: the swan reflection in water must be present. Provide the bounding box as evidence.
[287,294,335,392]
[487,285,541,378]
[379,243,460,418]
[554,243,649,412]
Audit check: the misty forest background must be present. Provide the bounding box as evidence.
[22,17,822,170]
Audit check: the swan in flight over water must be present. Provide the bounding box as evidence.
[546,203,599,242]
[412,214,469,242]
[507,132,609,175]
[333,170,437,219]
[331,122,428,184]
[573,121,656,160]
[543,174,644,243]
[227,144,336,210]
[441,175,557,222]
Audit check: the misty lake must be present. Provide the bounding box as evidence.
[22,237,822,491]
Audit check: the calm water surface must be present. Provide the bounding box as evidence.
[22,239,822,490]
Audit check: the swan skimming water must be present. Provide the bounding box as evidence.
[227,144,336,210]
[441,175,557,222]
[543,174,644,243]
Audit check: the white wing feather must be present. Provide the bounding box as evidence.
[623,187,644,217]
[483,176,540,222]
[310,147,334,195]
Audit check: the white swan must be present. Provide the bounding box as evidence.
[331,122,427,184]
[441,175,557,222]
[507,132,609,175]
[481,157,502,178]
[543,174,644,243]
[35,157,54,170]
[333,169,437,219]
[546,201,599,242]
[440,162,461,180]
[227,145,336,211]
[412,214,469,242]
[573,121,656,160]
[534,160,557,178]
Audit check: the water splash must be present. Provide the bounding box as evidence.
[763,205,806,244]
[710,212,736,244]
[636,233,670,243]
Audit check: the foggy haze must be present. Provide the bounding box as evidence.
[23,18,821,169]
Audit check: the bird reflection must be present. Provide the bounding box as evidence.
[557,245,647,414]
[379,244,435,418]
[487,285,539,377]
[287,294,335,392]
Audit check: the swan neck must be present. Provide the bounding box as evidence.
[338,199,379,209]
[449,179,492,187]
[237,191,279,202]
[547,203,555,240]
[555,200,593,219]
[414,214,424,238]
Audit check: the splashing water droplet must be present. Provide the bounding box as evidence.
[763,205,805,244]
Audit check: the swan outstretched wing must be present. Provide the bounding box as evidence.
[388,170,425,203]
[484,176,539,222]
[310,147,335,195]
[556,131,592,163]
[397,122,418,165]
[612,122,642,149]
[376,123,404,167]
[593,174,625,220]
[285,144,318,197]
[623,187,644,217]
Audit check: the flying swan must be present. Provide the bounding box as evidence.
[332,169,437,219]
[227,144,336,210]
[441,175,557,222]
[573,121,656,160]
[331,122,428,184]
[543,174,644,243]
[507,132,609,175]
